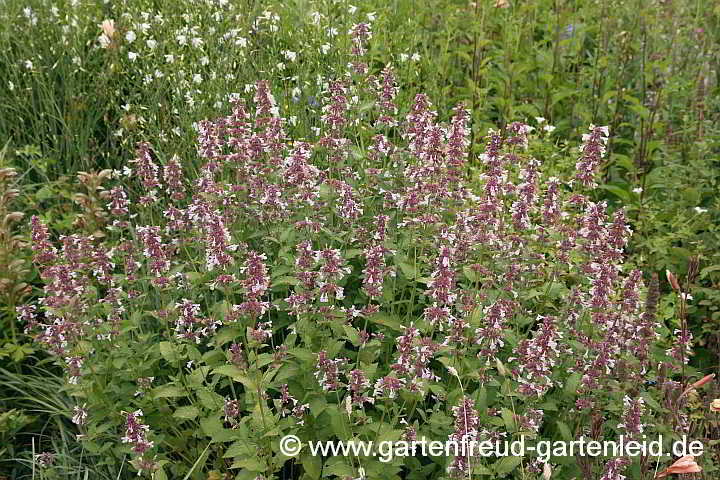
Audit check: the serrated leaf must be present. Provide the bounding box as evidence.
[302,454,322,480]
[173,406,199,420]
[556,420,572,441]
[196,389,223,410]
[212,365,258,391]
[501,408,516,432]
[230,457,265,471]
[151,384,186,399]
[494,455,522,475]
[563,372,582,397]
[158,341,180,363]
[368,312,403,331]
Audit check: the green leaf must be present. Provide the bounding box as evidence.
[225,440,253,458]
[640,392,664,413]
[230,457,266,471]
[700,265,720,279]
[196,389,223,410]
[151,384,186,399]
[556,420,572,441]
[494,455,522,475]
[158,341,180,363]
[501,408,516,432]
[322,457,355,478]
[563,372,582,397]
[272,276,300,287]
[302,454,322,480]
[368,312,403,331]
[396,259,417,279]
[212,365,258,391]
[173,406,199,420]
[598,184,630,202]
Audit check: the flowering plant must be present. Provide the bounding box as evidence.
[18,15,718,480]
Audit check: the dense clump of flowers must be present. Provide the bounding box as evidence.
[17,21,690,479]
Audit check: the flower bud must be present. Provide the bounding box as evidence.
[666,269,680,291]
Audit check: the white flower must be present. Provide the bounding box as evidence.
[632,187,643,194]
[8,81,14,91]
[399,53,409,62]
[326,27,338,38]
[192,74,202,84]
[681,293,693,301]
[276,62,285,71]
[125,30,136,43]
[128,51,138,62]
[348,4,357,14]
[138,22,151,34]
[200,56,209,66]
[320,44,331,55]
[146,39,157,49]
[543,124,556,133]
[283,50,297,62]
[367,12,376,21]
[176,34,187,45]
[535,116,546,123]
[24,60,33,69]
[411,53,421,61]
[98,34,111,48]
[191,37,203,48]
[165,54,174,63]
[694,207,708,213]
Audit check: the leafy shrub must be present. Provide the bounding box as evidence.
[16,19,718,480]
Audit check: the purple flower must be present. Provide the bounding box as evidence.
[121,409,153,455]
[30,215,57,265]
[315,350,347,391]
[599,457,630,480]
[617,395,646,438]
[447,396,479,477]
[163,155,186,201]
[575,125,609,188]
[107,186,129,216]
